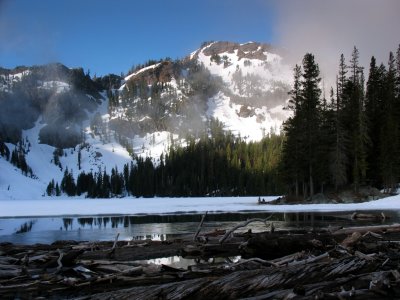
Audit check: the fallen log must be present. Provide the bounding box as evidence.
[219,217,273,244]
[333,223,400,235]
[351,212,387,220]
[0,269,20,279]
[2,227,400,299]
[241,232,332,260]
[233,257,280,268]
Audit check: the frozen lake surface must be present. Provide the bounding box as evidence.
[1,195,400,218]
[1,196,400,244]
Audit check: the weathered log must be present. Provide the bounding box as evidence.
[107,233,120,258]
[351,212,387,220]
[0,269,20,279]
[193,211,207,242]
[341,231,363,248]
[241,232,331,259]
[219,217,273,244]
[202,229,226,237]
[233,257,279,268]
[56,249,64,271]
[333,224,400,235]
[2,229,400,299]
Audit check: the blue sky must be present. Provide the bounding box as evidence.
[1,0,398,80]
[0,0,277,76]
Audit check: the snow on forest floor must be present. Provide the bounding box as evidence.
[1,195,400,218]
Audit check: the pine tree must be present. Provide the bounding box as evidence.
[342,47,369,192]
[365,57,385,187]
[330,55,349,191]
[396,44,400,97]
[55,183,61,196]
[380,52,399,192]
[46,180,54,196]
[78,148,81,170]
[18,151,28,175]
[282,65,304,197]
[61,168,76,196]
[300,53,322,198]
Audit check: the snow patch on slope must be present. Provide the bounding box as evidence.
[0,96,134,200]
[0,155,45,200]
[207,92,283,140]
[120,63,162,91]
[196,42,293,139]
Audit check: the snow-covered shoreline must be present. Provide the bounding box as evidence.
[1,195,400,218]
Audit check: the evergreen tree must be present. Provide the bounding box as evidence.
[299,53,322,197]
[282,65,304,197]
[365,57,386,187]
[78,148,81,170]
[46,179,55,196]
[342,47,369,192]
[380,52,399,192]
[55,182,61,196]
[330,55,349,191]
[61,168,76,196]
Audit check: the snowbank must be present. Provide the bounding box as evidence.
[1,195,400,218]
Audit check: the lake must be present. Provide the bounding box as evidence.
[1,210,398,244]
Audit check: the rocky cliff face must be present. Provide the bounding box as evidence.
[199,41,274,61]
[115,41,292,141]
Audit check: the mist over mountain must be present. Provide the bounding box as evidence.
[0,41,293,199]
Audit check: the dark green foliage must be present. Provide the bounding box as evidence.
[9,142,32,177]
[93,73,122,91]
[53,148,63,170]
[341,47,369,192]
[282,54,323,198]
[283,46,400,198]
[365,56,384,187]
[60,168,76,196]
[379,52,399,192]
[46,179,56,196]
[0,140,10,160]
[210,54,222,65]
[54,126,284,198]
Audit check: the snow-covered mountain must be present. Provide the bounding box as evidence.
[195,41,292,139]
[0,41,293,200]
[115,41,292,141]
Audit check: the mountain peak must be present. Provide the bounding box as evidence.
[190,41,278,62]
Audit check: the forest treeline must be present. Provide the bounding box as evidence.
[47,119,284,198]
[282,45,400,199]
[48,45,400,199]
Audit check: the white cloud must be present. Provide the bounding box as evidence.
[274,0,400,88]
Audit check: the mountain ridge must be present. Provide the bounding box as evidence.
[0,41,293,199]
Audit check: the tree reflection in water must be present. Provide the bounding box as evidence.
[15,220,36,234]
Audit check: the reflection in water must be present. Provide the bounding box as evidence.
[1,210,399,245]
[15,220,36,234]
[136,255,241,269]
[63,218,73,231]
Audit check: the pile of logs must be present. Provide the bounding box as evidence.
[1,222,400,299]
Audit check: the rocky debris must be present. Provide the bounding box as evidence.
[238,105,255,118]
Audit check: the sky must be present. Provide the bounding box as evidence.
[0,0,277,76]
[0,0,399,81]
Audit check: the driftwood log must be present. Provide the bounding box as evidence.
[1,224,400,299]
